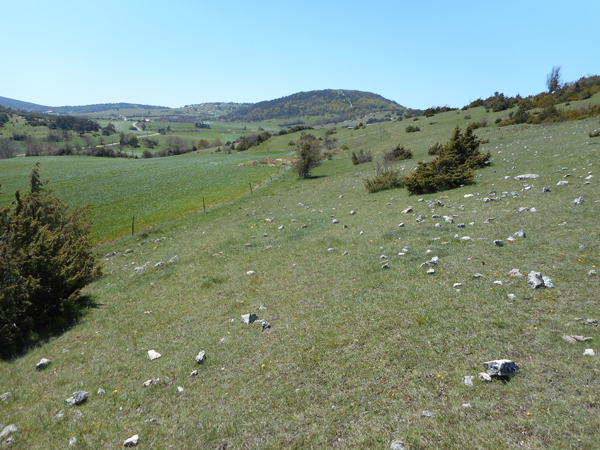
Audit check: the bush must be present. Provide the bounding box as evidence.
[405,125,420,133]
[364,160,403,193]
[292,134,322,178]
[402,124,491,195]
[351,149,372,165]
[383,144,412,164]
[427,142,443,156]
[142,150,153,158]
[0,164,101,357]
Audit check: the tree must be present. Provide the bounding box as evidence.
[547,66,562,93]
[292,134,323,178]
[127,134,139,147]
[0,164,101,357]
[0,138,17,159]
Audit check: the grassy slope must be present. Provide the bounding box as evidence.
[1,101,600,449]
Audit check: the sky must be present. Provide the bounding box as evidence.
[2,0,600,110]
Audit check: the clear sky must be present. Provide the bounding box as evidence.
[2,0,599,110]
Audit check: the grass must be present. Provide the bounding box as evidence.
[0,150,286,243]
[1,100,600,449]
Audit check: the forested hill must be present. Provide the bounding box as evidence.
[224,89,405,122]
[0,96,166,114]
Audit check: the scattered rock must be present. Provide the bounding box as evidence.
[426,268,435,275]
[444,217,454,224]
[589,270,597,276]
[542,187,551,192]
[105,252,117,258]
[241,313,258,324]
[402,206,413,214]
[0,393,13,402]
[585,319,598,326]
[262,321,271,331]
[420,256,439,267]
[453,283,462,288]
[381,263,390,269]
[483,359,519,377]
[514,174,539,180]
[583,349,596,356]
[464,376,474,386]
[190,370,198,377]
[246,270,255,275]
[494,280,503,285]
[327,248,334,252]
[123,434,139,447]
[415,215,424,222]
[473,273,484,278]
[195,351,206,364]
[493,240,503,247]
[527,271,545,289]
[478,372,492,382]
[350,210,356,215]
[142,380,153,387]
[390,440,405,450]
[508,294,517,299]
[421,410,434,418]
[66,391,88,406]
[35,358,51,370]
[332,219,339,224]
[508,269,523,277]
[557,180,569,186]
[342,251,348,256]
[177,386,184,393]
[124,249,133,254]
[462,403,472,408]
[514,230,526,238]
[69,437,77,446]
[97,388,105,395]
[398,222,404,228]
[245,243,252,247]
[167,256,178,263]
[573,197,584,205]
[562,335,593,343]
[147,350,161,361]
[52,410,65,421]
[457,223,465,228]
[278,225,284,230]
[0,425,17,440]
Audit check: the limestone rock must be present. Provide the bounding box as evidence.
[147,350,161,360]
[390,440,405,450]
[473,273,483,278]
[542,276,555,288]
[478,372,492,382]
[514,174,539,180]
[542,187,551,192]
[573,197,584,205]
[589,270,597,276]
[493,240,503,247]
[35,358,51,370]
[527,271,544,289]
[69,437,77,446]
[350,210,356,215]
[66,391,88,406]
[246,271,255,275]
[483,359,519,377]
[402,206,413,214]
[262,321,271,331]
[508,269,523,277]
[381,263,390,269]
[420,256,439,267]
[142,380,153,387]
[514,230,526,238]
[0,425,17,440]
[195,350,206,364]
[0,392,13,402]
[241,313,258,324]
[190,370,198,377]
[421,410,434,418]
[97,388,105,395]
[464,375,474,386]
[123,434,139,447]
[557,180,569,186]
[332,219,339,223]
[398,222,405,227]
[177,386,184,393]
[563,335,593,343]
[426,268,435,274]
[583,349,596,356]
[52,410,64,421]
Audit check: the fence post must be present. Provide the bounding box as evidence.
[249,182,253,194]
[203,197,206,213]
[132,216,135,236]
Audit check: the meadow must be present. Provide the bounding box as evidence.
[1,96,600,449]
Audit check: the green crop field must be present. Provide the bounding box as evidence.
[1,92,600,449]
[0,150,287,244]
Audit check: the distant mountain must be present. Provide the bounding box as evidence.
[224,89,405,122]
[0,96,167,114]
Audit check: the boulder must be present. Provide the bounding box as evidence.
[527,271,544,289]
[0,425,17,440]
[66,391,88,406]
[241,313,258,324]
[35,358,51,370]
[483,359,519,377]
[583,349,596,356]
[195,350,206,364]
[123,434,139,447]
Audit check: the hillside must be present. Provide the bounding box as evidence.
[224,89,405,122]
[0,96,167,114]
[2,91,600,448]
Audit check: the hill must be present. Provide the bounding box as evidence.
[224,89,405,122]
[0,96,167,114]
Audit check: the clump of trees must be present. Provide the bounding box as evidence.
[0,164,101,358]
[405,125,420,133]
[364,160,403,193]
[292,134,322,178]
[402,124,490,195]
[236,131,271,151]
[383,144,412,164]
[351,149,372,165]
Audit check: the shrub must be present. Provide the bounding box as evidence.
[383,144,412,164]
[402,124,491,195]
[427,142,443,156]
[142,150,153,158]
[292,134,322,178]
[364,160,403,193]
[351,149,372,165]
[0,164,101,357]
[405,125,420,133]
[197,139,210,149]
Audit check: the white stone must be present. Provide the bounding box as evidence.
[398,222,404,227]
[508,294,517,299]
[464,375,474,386]
[246,271,255,275]
[514,174,539,180]
[483,359,519,377]
[147,350,161,360]
[195,350,206,364]
[478,372,492,382]
[584,349,596,356]
[426,268,435,274]
[123,434,139,447]
[453,283,462,288]
[402,206,413,214]
[36,358,51,370]
[494,281,503,285]
[0,425,17,439]
[69,437,77,446]
[241,313,258,324]
[177,386,184,393]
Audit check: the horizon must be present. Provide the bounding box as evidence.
[2,0,599,110]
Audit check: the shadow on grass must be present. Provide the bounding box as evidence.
[0,294,103,362]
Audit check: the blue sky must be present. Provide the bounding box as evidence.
[2,0,599,109]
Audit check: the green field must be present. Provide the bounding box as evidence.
[1,93,600,448]
[0,151,287,243]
